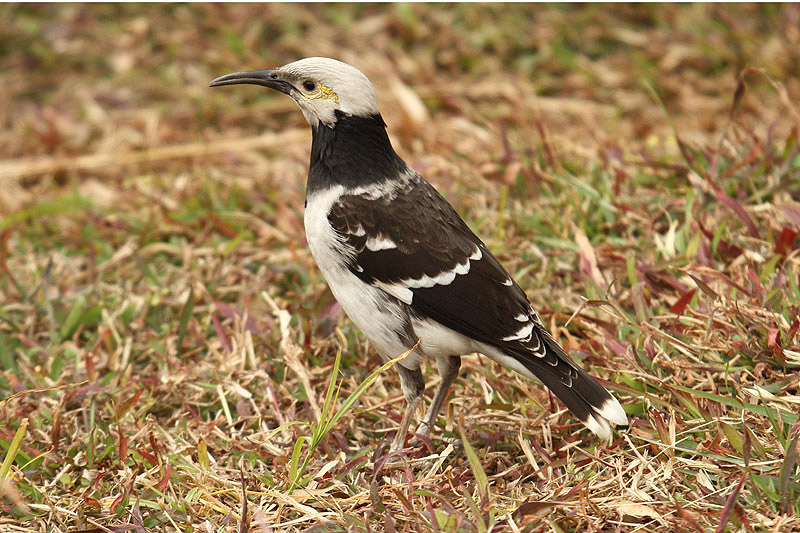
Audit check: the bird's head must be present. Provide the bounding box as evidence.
[209,57,379,129]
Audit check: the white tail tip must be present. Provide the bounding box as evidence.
[585,395,628,441]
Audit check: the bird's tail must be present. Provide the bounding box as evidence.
[500,331,627,441]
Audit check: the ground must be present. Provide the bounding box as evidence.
[1,4,799,532]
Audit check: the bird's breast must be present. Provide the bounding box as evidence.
[304,184,421,364]
[304,185,353,279]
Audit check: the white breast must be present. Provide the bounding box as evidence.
[304,186,483,368]
[304,186,418,365]
[304,185,350,279]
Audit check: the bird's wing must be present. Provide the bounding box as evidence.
[328,173,550,358]
[328,173,625,437]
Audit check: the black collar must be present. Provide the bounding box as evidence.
[307,111,407,194]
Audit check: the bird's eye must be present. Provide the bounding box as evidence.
[302,80,316,92]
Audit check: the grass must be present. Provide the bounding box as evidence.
[1,3,800,531]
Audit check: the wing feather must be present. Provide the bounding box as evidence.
[327,172,626,438]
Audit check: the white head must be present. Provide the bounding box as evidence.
[209,57,379,128]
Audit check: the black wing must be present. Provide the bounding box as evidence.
[328,174,545,356]
[328,173,621,434]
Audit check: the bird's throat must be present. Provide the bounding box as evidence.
[307,112,407,195]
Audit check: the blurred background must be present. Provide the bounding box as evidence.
[3,4,799,210]
[2,4,800,532]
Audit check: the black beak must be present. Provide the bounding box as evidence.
[208,69,293,94]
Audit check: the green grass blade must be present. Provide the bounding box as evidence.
[317,341,344,442]
[0,418,28,482]
[669,385,798,425]
[321,340,419,438]
[459,425,489,504]
[779,430,800,513]
[197,439,209,470]
[59,296,86,341]
[288,436,308,490]
[176,291,195,354]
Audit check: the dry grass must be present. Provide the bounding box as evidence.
[2,4,800,532]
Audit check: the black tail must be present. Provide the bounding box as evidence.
[509,331,627,440]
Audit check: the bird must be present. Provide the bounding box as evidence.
[210,57,627,451]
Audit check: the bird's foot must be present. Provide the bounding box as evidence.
[415,420,432,439]
[386,426,434,456]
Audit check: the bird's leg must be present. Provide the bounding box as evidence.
[391,365,425,452]
[417,356,461,438]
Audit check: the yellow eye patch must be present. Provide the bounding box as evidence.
[308,83,339,104]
